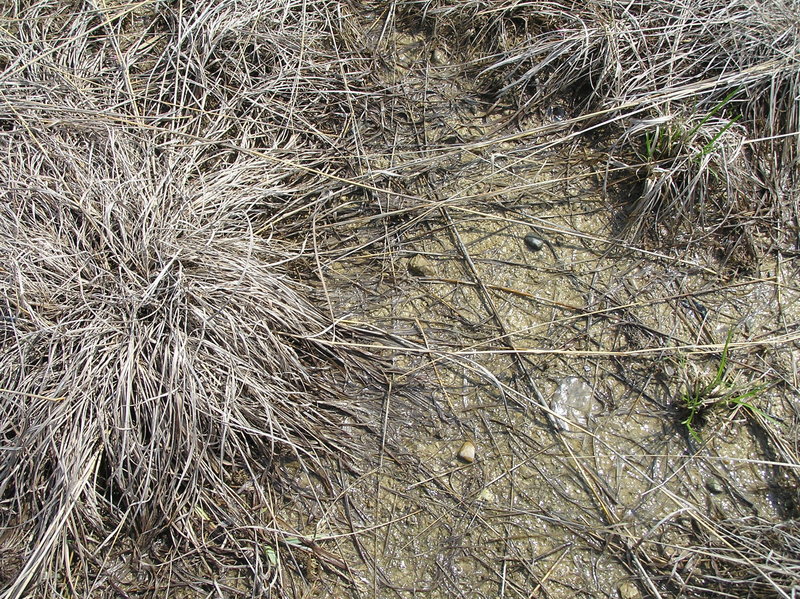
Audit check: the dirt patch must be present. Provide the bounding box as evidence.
[304,15,800,599]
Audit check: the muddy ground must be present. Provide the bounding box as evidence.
[2,3,798,598]
[274,23,800,599]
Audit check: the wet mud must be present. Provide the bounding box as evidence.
[289,20,800,599]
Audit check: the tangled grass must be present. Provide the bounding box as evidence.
[1,0,799,597]
[0,1,387,596]
[0,131,381,596]
[399,0,800,250]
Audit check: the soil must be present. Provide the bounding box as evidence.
[279,20,800,599]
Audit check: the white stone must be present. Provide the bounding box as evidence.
[549,377,598,432]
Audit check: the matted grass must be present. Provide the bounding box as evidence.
[1,0,798,597]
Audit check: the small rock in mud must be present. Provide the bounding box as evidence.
[549,377,598,432]
[546,105,569,122]
[408,254,435,277]
[431,47,447,65]
[458,440,476,463]
[706,479,724,494]
[618,580,641,599]
[524,233,545,252]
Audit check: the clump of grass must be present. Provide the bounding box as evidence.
[677,330,767,442]
[0,126,386,596]
[472,0,799,126]
[405,0,799,251]
[0,1,389,597]
[620,89,748,242]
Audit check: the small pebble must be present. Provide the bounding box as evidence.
[618,581,641,599]
[457,440,476,463]
[431,47,447,65]
[549,106,568,121]
[408,254,435,277]
[477,488,495,502]
[524,233,544,252]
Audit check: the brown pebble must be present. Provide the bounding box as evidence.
[457,440,476,463]
[408,254,435,277]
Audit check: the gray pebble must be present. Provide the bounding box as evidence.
[547,106,568,122]
[524,233,545,252]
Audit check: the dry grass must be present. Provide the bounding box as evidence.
[0,129,385,595]
[1,0,799,598]
[0,1,389,596]
[399,0,800,251]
